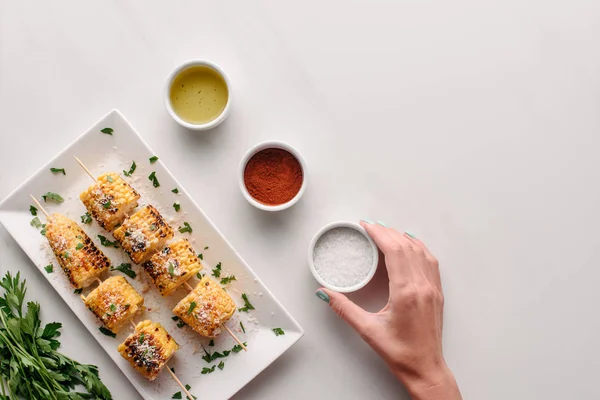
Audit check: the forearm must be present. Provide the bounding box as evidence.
[394,365,462,400]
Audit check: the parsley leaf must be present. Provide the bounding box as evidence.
[123,160,136,177]
[231,342,247,353]
[240,321,246,333]
[106,175,114,183]
[201,365,216,375]
[196,272,205,279]
[211,262,222,278]
[40,225,46,236]
[172,316,186,328]
[98,235,119,248]
[110,263,136,279]
[99,327,116,337]
[178,222,192,234]
[81,212,92,224]
[149,156,159,163]
[172,392,182,399]
[197,253,203,260]
[41,192,64,203]
[187,301,197,315]
[218,361,225,370]
[272,328,285,336]
[101,127,113,135]
[220,275,236,285]
[50,167,66,175]
[209,339,214,347]
[168,263,175,277]
[173,202,181,212]
[148,171,160,187]
[29,205,38,216]
[238,293,255,313]
[185,384,191,391]
[74,288,83,294]
[171,188,179,194]
[103,200,111,209]
[30,217,42,228]
[204,246,209,250]
[76,243,84,250]
[44,264,53,273]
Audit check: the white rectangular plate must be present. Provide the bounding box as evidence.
[0,110,303,400]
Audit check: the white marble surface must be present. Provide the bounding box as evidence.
[1,1,600,399]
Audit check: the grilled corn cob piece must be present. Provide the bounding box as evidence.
[45,213,109,288]
[118,320,179,381]
[80,172,140,231]
[172,276,236,338]
[142,239,203,296]
[113,205,174,264]
[83,276,144,333]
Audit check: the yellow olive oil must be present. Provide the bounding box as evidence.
[170,66,228,124]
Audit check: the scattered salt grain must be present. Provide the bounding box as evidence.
[313,227,374,288]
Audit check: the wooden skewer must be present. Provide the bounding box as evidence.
[183,281,247,351]
[74,156,97,182]
[30,195,50,218]
[75,158,247,351]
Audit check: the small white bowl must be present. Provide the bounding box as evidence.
[164,60,232,131]
[238,141,307,212]
[308,221,379,293]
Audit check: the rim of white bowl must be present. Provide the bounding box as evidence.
[164,60,232,131]
[238,141,307,212]
[308,221,379,293]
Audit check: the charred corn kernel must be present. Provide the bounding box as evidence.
[83,276,144,333]
[45,213,109,288]
[80,172,140,231]
[118,320,178,381]
[113,205,174,264]
[172,276,235,338]
[142,239,203,296]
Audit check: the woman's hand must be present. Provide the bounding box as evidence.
[315,221,461,400]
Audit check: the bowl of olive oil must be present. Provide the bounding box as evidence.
[165,60,231,131]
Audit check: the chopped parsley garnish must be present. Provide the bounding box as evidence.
[150,223,157,231]
[109,304,117,313]
[178,222,192,234]
[185,384,191,391]
[110,263,136,279]
[172,316,186,328]
[171,188,179,194]
[76,243,84,250]
[123,160,136,177]
[30,217,42,228]
[41,192,64,203]
[29,205,37,216]
[211,262,222,278]
[272,328,285,336]
[81,212,92,224]
[40,225,46,236]
[168,263,175,278]
[204,246,209,250]
[218,361,225,370]
[173,202,180,212]
[76,235,83,239]
[201,366,216,375]
[139,333,145,343]
[187,301,197,315]
[209,340,214,347]
[149,156,159,163]
[106,175,114,183]
[102,200,111,209]
[99,327,116,338]
[196,272,205,279]
[50,167,66,175]
[100,127,113,135]
[170,367,175,373]
[197,253,203,260]
[238,293,255,313]
[231,342,247,353]
[172,392,182,399]
[44,264,53,273]
[124,231,131,237]
[74,288,83,294]
[201,346,230,363]
[240,321,245,333]
[98,235,119,248]
[148,171,160,187]
[63,252,70,259]
[220,275,236,285]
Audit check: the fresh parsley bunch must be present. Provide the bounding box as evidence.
[0,272,112,399]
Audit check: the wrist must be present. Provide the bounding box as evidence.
[393,363,461,400]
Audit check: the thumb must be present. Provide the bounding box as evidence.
[317,288,372,335]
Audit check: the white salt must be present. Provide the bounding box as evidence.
[313,227,374,287]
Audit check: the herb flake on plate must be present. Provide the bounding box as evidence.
[240,321,246,333]
[148,171,160,187]
[211,262,222,278]
[272,328,285,336]
[178,222,192,234]
[29,205,38,216]
[98,235,119,248]
[218,361,225,370]
[99,327,116,338]
[50,167,66,175]
[81,212,92,224]
[238,293,255,313]
[201,365,216,375]
[101,127,113,135]
[123,160,136,177]
[74,288,83,294]
[44,264,53,273]
[173,202,181,212]
[110,263,136,279]
[149,155,159,163]
[220,275,236,285]
[30,217,42,228]
[41,192,64,203]
[171,188,179,194]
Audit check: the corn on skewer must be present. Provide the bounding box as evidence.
[30,195,109,288]
[74,159,247,349]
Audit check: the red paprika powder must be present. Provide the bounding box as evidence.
[243,148,303,206]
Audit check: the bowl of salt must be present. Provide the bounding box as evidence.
[308,221,379,293]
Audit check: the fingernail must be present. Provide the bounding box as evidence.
[315,290,330,303]
[361,219,374,224]
[405,230,417,239]
[377,220,388,227]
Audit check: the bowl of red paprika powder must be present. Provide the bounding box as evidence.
[239,141,307,211]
